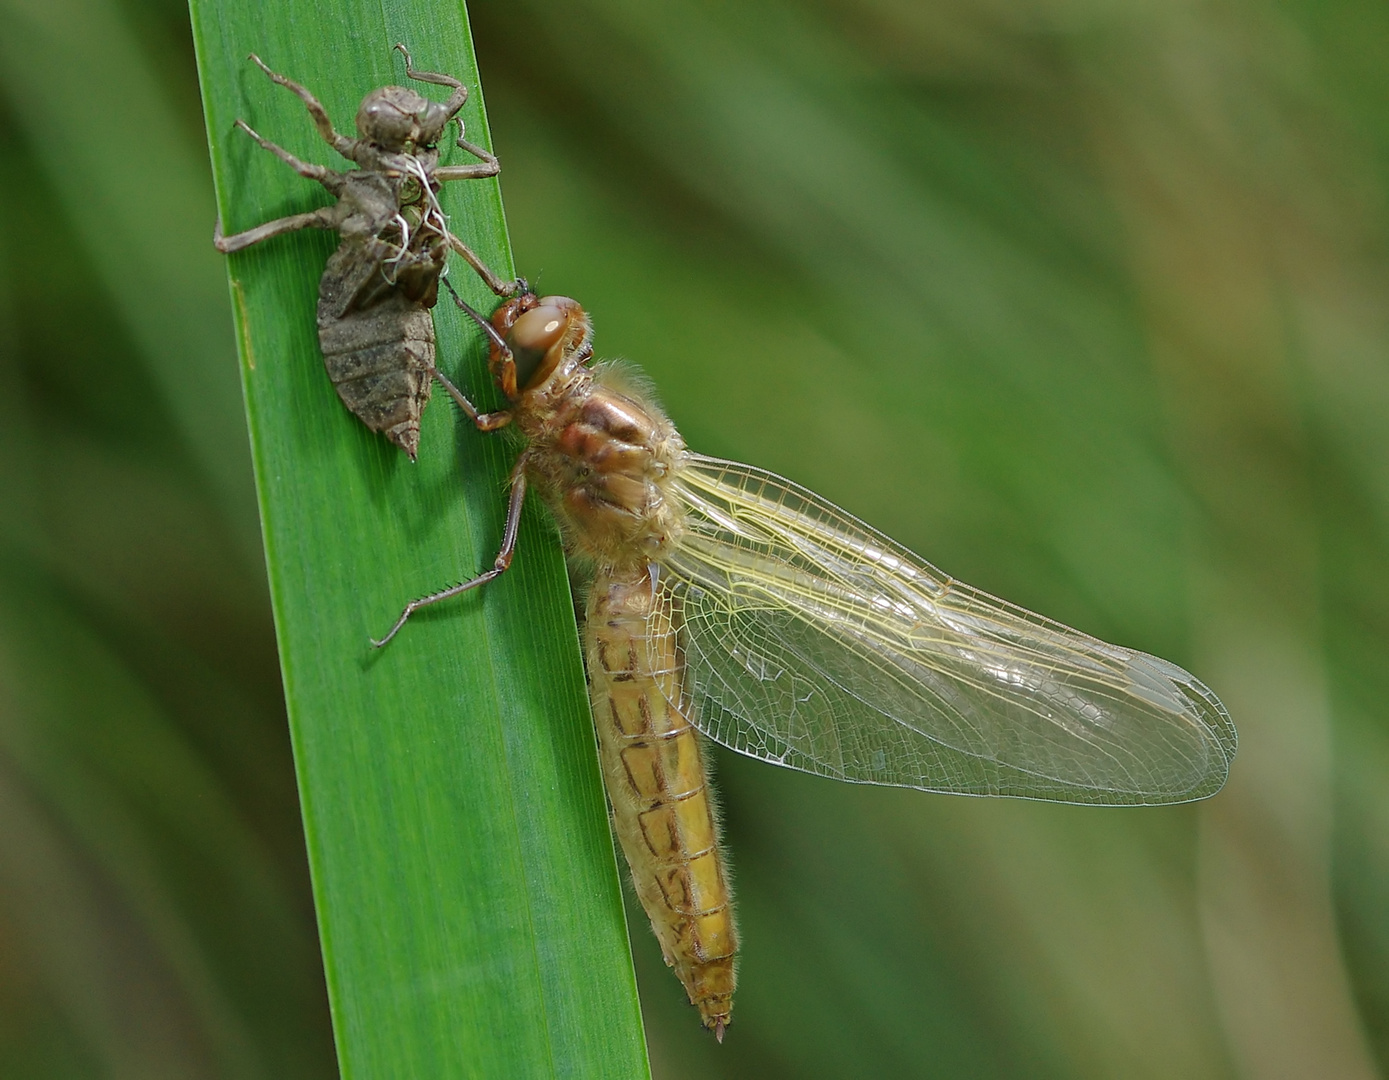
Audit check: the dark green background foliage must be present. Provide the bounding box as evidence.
[1,0,1387,1076]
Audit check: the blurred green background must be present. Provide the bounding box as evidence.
[2,0,1387,1076]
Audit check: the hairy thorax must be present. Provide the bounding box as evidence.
[515,362,685,570]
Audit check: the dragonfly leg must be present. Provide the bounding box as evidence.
[444,276,517,348]
[433,129,500,182]
[394,43,468,119]
[214,204,341,253]
[430,367,512,431]
[370,467,528,648]
[249,54,356,158]
[445,231,524,298]
[228,118,343,188]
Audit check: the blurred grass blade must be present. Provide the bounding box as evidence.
[189,2,651,1075]
[0,0,258,565]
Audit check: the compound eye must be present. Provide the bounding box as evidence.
[508,304,570,389]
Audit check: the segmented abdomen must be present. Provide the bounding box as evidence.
[585,564,737,1037]
[317,248,435,460]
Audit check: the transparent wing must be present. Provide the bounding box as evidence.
[657,454,1236,805]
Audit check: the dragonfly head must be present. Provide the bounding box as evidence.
[488,294,593,400]
[357,86,453,152]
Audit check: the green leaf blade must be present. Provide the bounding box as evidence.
[189,2,651,1076]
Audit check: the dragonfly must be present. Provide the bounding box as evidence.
[374,286,1237,1040]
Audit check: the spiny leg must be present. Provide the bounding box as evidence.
[431,367,513,432]
[443,275,522,348]
[229,118,343,189]
[431,279,515,429]
[248,53,355,158]
[435,122,500,182]
[371,467,528,648]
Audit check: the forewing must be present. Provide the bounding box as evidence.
[658,455,1236,805]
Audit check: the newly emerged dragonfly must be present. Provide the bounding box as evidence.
[215,47,521,459]
[375,288,1237,1039]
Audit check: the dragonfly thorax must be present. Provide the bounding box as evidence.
[490,294,686,569]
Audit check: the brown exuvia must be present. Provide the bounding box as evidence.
[214,47,520,459]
